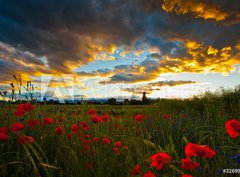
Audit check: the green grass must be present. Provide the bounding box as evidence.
[0,86,240,177]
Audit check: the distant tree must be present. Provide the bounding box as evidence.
[107,98,117,105]
[124,99,130,105]
[130,99,142,105]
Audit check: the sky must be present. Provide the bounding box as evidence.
[0,0,240,101]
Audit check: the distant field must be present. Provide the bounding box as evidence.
[0,88,240,177]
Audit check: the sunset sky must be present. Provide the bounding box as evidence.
[0,0,240,101]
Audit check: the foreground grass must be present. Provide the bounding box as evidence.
[0,87,240,177]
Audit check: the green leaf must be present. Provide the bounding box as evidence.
[143,139,157,149]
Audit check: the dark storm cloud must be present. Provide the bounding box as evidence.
[0,0,240,84]
[0,0,148,73]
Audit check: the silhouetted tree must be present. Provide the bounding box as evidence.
[107,98,117,105]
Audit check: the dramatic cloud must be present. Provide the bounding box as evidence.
[122,80,198,94]
[0,0,239,88]
[90,39,240,84]
[0,0,148,75]
[0,42,52,83]
[146,0,240,24]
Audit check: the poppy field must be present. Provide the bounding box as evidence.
[0,89,240,177]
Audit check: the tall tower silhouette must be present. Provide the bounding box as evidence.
[142,92,147,102]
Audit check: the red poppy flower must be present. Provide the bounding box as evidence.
[14,103,34,117]
[87,109,96,115]
[150,152,171,170]
[114,141,122,148]
[93,137,100,142]
[114,148,119,155]
[0,126,7,134]
[84,134,90,140]
[0,132,8,141]
[134,114,144,123]
[130,165,141,176]
[55,126,63,135]
[72,124,80,134]
[225,119,240,138]
[101,113,110,122]
[42,117,54,125]
[10,122,25,132]
[22,103,35,112]
[102,136,111,144]
[182,175,193,177]
[163,113,171,119]
[81,121,90,131]
[27,119,39,127]
[143,171,155,177]
[18,135,33,144]
[91,115,103,124]
[14,110,25,117]
[67,134,72,139]
[181,158,200,170]
[185,143,216,159]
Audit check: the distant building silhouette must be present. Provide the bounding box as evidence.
[142,92,147,102]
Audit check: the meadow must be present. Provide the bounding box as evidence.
[0,87,240,177]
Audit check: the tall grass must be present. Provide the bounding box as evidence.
[0,86,239,177]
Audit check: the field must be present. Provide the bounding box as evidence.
[0,88,240,177]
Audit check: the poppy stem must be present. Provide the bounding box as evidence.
[168,164,184,175]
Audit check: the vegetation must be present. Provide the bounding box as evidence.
[0,86,239,177]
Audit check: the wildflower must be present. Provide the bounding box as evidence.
[91,115,103,124]
[114,141,122,148]
[18,136,33,144]
[182,175,193,177]
[87,109,96,115]
[55,126,63,135]
[143,171,155,177]
[225,119,240,138]
[14,103,34,117]
[114,148,119,155]
[181,158,200,170]
[101,113,110,122]
[163,113,171,119]
[27,119,39,127]
[230,154,240,164]
[81,121,90,131]
[84,134,90,140]
[93,137,100,142]
[0,126,7,134]
[134,114,144,123]
[72,124,80,134]
[130,165,141,176]
[185,143,216,159]
[42,117,54,125]
[123,146,129,150]
[102,136,111,144]
[150,152,171,170]
[10,122,25,132]
[67,134,72,139]
[0,132,8,141]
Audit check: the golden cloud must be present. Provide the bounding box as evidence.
[162,0,229,21]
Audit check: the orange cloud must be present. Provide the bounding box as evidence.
[162,0,229,21]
